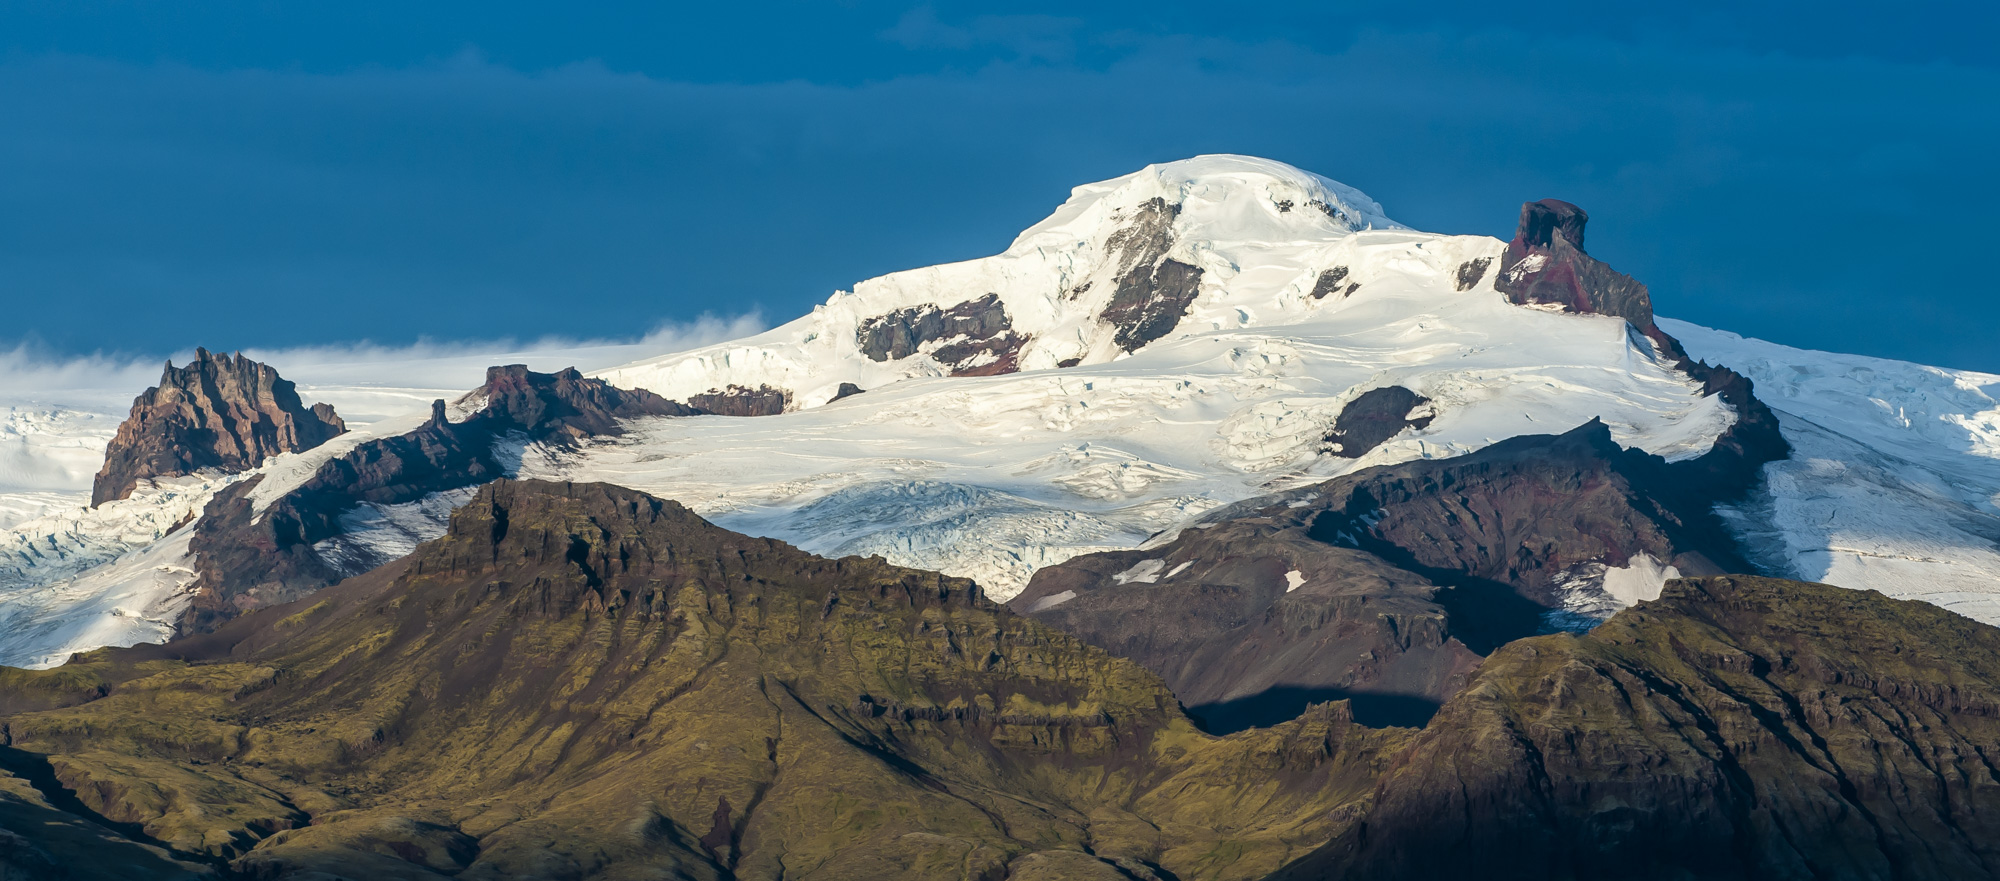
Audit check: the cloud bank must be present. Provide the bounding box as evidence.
[0,11,1994,370]
[0,313,767,421]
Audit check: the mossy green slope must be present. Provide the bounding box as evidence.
[0,480,1407,880]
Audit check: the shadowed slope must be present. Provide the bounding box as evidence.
[1274,575,2000,881]
[92,349,345,507]
[1014,420,1754,734]
[3,479,1406,880]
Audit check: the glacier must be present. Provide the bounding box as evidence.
[0,154,1993,666]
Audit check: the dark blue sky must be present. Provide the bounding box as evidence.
[3,2,1996,371]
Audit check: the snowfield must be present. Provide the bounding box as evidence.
[1667,319,2000,623]
[0,155,1993,666]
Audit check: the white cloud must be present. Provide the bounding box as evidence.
[0,312,767,424]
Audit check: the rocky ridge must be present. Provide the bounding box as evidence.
[90,349,345,507]
[0,479,1405,879]
[181,366,686,632]
[1,484,1997,879]
[1492,199,1789,494]
[1274,575,2000,881]
[1014,419,1755,733]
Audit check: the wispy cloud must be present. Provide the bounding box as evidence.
[0,18,1995,370]
[0,313,767,420]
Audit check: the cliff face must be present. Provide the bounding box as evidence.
[1492,199,1789,494]
[2,480,1404,880]
[1015,420,1755,734]
[90,349,345,506]
[1275,575,2000,881]
[5,484,2000,880]
[182,365,688,632]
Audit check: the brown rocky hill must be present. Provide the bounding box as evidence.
[90,348,346,506]
[1014,419,1752,733]
[181,365,691,633]
[4,481,1998,879]
[0,479,1402,880]
[1273,575,2000,881]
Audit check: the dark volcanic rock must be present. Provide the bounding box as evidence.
[1307,420,1750,642]
[1099,198,1205,352]
[91,348,346,506]
[183,366,686,632]
[682,384,791,416]
[1494,199,1789,498]
[1013,519,1479,732]
[1495,199,1658,337]
[1453,257,1491,291]
[1275,575,2000,881]
[1325,387,1433,458]
[4,479,1408,880]
[1018,419,1753,732]
[480,364,699,431]
[1309,266,1351,300]
[856,292,1027,376]
[829,382,865,402]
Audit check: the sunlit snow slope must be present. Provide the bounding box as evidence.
[1667,319,2000,623]
[559,156,1734,599]
[0,154,1993,668]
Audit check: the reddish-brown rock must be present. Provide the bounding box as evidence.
[90,348,345,506]
[1494,200,1789,497]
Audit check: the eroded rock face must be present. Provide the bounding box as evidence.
[5,479,1409,880]
[681,384,792,416]
[1325,387,1433,458]
[184,366,687,632]
[1100,198,1205,352]
[1494,199,1789,497]
[856,293,1027,376]
[1496,199,1660,338]
[1307,420,1749,645]
[1019,419,1755,734]
[91,349,346,506]
[1310,266,1352,300]
[1454,257,1491,291]
[1013,520,1480,732]
[1275,575,2000,881]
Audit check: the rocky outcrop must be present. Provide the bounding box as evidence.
[183,366,687,632]
[857,293,1027,376]
[1013,518,1480,732]
[1493,200,1789,497]
[681,383,792,416]
[5,479,1409,880]
[90,348,345,506]
[1100,198,1205,351]
[10,482,2000,879]
[1453,257,1491,291]
[1495,199,1659,334]
[1275,575,2000,881]
[1019,419,1754,733]
[1310,266,1353,299]
[1325,387,1433,458]
[1307,420,1751,643]
[477,363,699,431]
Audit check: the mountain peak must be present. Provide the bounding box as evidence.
[90,349,346,506]
[1012,153,1401,252]
[1513,198,1589,252]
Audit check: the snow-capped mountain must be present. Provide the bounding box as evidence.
[0,155,1994,669]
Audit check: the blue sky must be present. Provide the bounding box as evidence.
[3,1,1996,371]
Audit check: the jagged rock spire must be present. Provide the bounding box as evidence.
[90,348,347,506]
